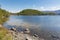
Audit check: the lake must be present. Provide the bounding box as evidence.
[3,15,60,40]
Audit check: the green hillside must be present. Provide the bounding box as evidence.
[17,9,55,15]
[0,8,10,24]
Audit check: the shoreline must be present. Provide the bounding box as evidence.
[0,25,41,40]
[9,27,41,40]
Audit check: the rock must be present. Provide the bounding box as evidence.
[33,34,38,37]
[10,29,40,40]
[10,27,16,31]
[26,38,28,40]
[25,34,40,40]
[9,27,41,40]
[20,31,24,34]
[0,24,3,27]
[24,28,30,34]
[51,35,60,39]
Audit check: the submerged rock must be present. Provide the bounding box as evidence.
[51,34,60,39]
[10,28,40,40]
[24,28,30,34]
[10,27,16,31]
[33,34,38,37]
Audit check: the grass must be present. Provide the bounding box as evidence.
[0,27,12,40]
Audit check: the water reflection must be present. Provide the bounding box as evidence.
[4,15,60,32]
[3,15,60,40]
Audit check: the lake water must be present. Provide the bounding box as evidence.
[3,15,60,40]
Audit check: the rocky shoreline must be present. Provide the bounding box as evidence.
[0,24,45,40]
[1,24,60,40]
[9,27,42,40]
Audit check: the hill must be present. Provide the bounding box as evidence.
[54,10,60,15]
[17,9,56,15]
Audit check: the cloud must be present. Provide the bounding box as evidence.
[32,5,60,11]
[10,6,60,13]
[40,6,60,11]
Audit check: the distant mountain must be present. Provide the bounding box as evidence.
[43,10,60,15]
[54,10,60,15]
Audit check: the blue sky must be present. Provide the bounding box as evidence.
[0,0,60,13]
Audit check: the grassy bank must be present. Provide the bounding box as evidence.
[0,26,12,40]
[0,8,10,24]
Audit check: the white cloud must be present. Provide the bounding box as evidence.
[39,6,60,11]
[32,5,60,11]
[11,6,60,13]
[8,9,21,13]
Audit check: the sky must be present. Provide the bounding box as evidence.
[0,0,60,13]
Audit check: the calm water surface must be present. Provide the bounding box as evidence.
[3,15,60,39]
